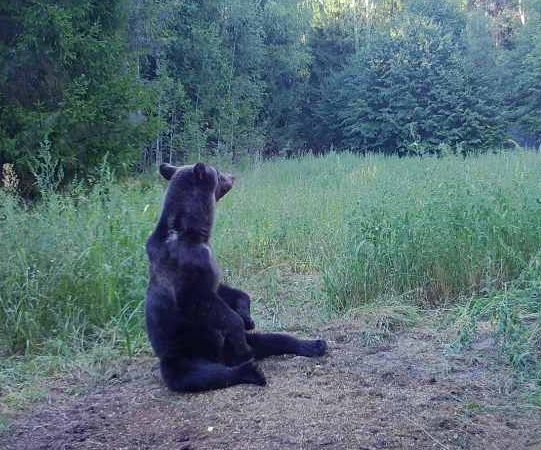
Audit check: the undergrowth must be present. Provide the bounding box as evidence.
[1,151,540,413]
[453,255,541,403]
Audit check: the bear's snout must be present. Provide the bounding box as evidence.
[216,172,234,200]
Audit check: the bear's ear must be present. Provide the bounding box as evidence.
[159,163,177,181]
[193,162,207,181]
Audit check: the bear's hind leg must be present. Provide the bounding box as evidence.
[160,357,266,392]
[246,332,327,359]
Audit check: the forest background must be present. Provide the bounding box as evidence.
[2,0,541,191]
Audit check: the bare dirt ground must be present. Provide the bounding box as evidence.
[1,321,540,450]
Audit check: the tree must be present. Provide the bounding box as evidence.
[0,0,156,189]
[503,0,541,147]
[260,0,312,155]
[315,0,503,154]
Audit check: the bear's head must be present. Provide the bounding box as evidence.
[158,163,234,242]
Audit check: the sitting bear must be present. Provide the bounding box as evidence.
[145,162,327,392]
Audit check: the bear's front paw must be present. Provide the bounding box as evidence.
[237,360,267,386]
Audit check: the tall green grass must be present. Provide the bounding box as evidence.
[216,152,541,310]
[0,175,157,356]
[453,255,541,402]
[321,154,541,310]
[1,152,541,359]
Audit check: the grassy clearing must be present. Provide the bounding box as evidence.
[1,151,541,413]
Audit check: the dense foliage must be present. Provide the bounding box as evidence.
[1,0,541,184]
[315,3,504,154]
[0,1,157,188]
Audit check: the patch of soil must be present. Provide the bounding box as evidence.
[1,323,540,450]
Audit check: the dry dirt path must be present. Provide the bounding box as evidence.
[2,323,540,450]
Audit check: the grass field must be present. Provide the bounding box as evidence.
[1,151,540,417]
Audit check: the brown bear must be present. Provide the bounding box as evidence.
[145,162,326,392]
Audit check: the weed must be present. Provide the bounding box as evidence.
[453,254,541,402]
